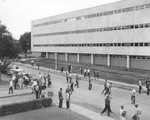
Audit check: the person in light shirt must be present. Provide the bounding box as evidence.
[132,104,141,120]
[9,79,13,94]
[131,88,136,104]
[66,91,70,109]
[120,105,126,120]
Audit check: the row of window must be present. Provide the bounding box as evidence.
[33,3,150,27]
[33,42,150,47]
[47,52,150,60]
[33,23,150,37]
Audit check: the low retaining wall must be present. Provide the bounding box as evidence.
[0,98,52,116]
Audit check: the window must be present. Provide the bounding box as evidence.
[144,43,149,46]
[140,24,144,28]
[145,3,150,9]
[140,5,144,9]
[139,43,143,46]
[122,43,125,46]
[131,43,134,46]
[135,43,139,46]
[135,25,139,29]
[114,10,118,14]
[118,43,121,46]
[145,23,150,28]
[103,11,113,15]
[135,6,140,10]
[76,17,81,20]
[114,27,117,30]
[118,9,122,13]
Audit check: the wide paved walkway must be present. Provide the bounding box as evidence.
[0,62,149,120]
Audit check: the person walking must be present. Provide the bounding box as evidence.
[58,88,63,108]
[89,77,92,90]
[100,94,112,116]
[120,105,126,120]
[70,78,74,92]
[132,104,141,120]
[131,88,136,104]
[87,69,90,78]
[74,74,79,88]
[138,80,142,94]
[66,72,69,83]
[9,79,13,94]
[102,79,108,94]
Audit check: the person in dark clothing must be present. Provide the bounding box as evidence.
[70,78,74,92]
[61,67,64,73]
[138,79,142,94]
[47,77,51,87]
[68,66,72,73]
[16,66,19,69]
[66,72,69,83]
[35,84,39,99]
[74,74,79,88]
[100,94,112,116]
[146,79,150,95]
[89,77,92,90]
[37,63,40,70]
[58,88,63,108]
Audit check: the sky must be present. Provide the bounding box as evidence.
[0,0,121,40]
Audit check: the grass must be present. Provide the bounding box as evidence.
[17,58,150,85]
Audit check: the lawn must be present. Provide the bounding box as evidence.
[17,58,150,85]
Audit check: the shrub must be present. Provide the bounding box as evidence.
[0,98,52,116]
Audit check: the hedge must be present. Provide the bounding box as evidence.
[0,98,52,116]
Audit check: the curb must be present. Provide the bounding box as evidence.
[15,62,139,91]
[0,92,32,99]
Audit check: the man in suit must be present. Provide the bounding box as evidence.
[58,88,63,108]
[100,94,112,116]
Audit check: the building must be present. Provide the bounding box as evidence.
[31,0,150,70]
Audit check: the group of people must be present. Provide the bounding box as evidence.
[138,79,150,95]
[32,71,52,99]
[9,67,32,94]
[58,86,71,109]
[101,79,112,95]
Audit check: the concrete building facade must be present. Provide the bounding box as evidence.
[31,0,150,70]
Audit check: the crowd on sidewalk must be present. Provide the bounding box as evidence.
[57,66,144,120]
[8,63,147,120]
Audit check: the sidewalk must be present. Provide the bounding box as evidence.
[16,62,138,91]
[0,87,115,120]
[0,63,118,120]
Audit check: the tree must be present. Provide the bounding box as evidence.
[0,22,21,58]
[19,32,31,54]
[0,21,22,80]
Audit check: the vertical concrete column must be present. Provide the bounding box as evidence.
[46,52,49,59]
[127,55,130,68]
[91,54,93,64]
[65,53,67,62]
[55,53,57,69]
[77,53,80,63]
[107,54,110,66]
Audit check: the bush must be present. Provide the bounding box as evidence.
[0,98,52,116]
